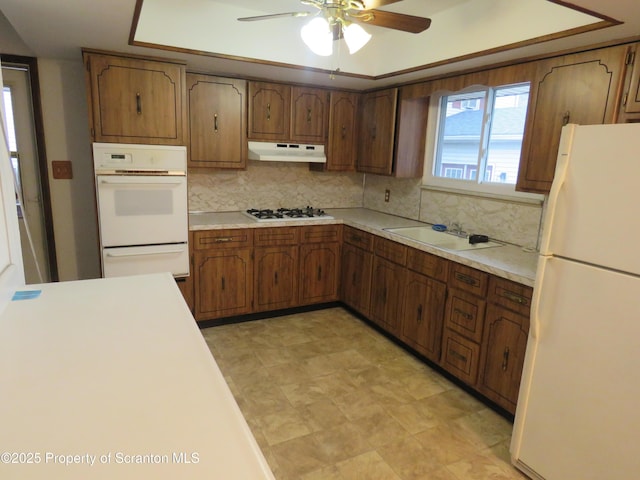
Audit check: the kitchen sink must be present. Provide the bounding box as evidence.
[384,226,503,251]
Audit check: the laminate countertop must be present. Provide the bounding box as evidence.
[190,208,538,287]
[0,273,274,480]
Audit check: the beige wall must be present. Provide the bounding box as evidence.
[37,58,100,280]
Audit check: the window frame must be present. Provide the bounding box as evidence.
[423,83,543,202]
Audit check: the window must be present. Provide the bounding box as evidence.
[425,83,539,199]
[2,85,22,215]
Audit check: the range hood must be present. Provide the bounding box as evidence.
[248,141,326,163]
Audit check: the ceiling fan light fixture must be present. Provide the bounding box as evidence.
[342,22,371,54]
[301,17,333,56]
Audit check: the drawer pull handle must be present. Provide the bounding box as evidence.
[502,347,510,371]
[317,266,322,281]
[341,125,346,138]
[214,113,219,133]
[416,304,423,323]
[274,271,278,285]
[307,107,312,123]
[221,276,225,291]
[136,92,142,115]
[503,290,527,305]
[450,350,467,363]
[214,237,234,243]
[266,103,271,121]
[453,307,473,320]
[352,272,357,286]
[455,272,478,286]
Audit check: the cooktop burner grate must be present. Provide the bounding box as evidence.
[245,207,333,222]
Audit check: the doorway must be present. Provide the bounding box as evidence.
[1,55,57,283]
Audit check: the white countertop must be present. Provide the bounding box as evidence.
[0,273,274,480]
[190,208,538,286]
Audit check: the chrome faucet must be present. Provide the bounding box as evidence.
[450,222,466,237]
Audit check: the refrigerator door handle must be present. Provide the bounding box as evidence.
[538,124,575,253]
[529,256,549,340]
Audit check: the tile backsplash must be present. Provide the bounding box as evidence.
[363,174,543,249]
[188,161,364,212]
[188,163,543,249]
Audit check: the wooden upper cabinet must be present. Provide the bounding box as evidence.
[186,74,247,169]
[517,45,627,193]
[393,93,429,178]
[291,86,329,143]
[325,91,359,171]
[619,43,640,122]
[83,51,185,145]
[248,81,291,140]
[357,88,398,175]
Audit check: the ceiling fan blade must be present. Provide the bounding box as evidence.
[353,9,431,33]
[238,12,311,22]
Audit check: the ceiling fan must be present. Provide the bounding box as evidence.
[238,1,431,55]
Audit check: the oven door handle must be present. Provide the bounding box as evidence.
[105,249,185,258]
[99,179,184,186]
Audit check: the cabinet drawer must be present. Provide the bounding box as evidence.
[254,227,300,246]
[448,263,488,297]
[374,237,407,266]
[442,329,481,385]
[444,288,486,343]
[488,276,533,317]
[301,224,342,244]
[193,229,253,250]
[406,248,448,282]
[343,226,373,251]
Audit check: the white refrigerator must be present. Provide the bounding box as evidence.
[510,123,640,479]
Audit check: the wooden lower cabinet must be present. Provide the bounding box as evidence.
[194,248,253,320]
[192,229,254,321]
[441,330,482,385]
[340,243,373,317]
[400,270,446,363]
[369,256,405,336]
[254,245,299,312]
[299,242,340,305]
[477,304,529,413]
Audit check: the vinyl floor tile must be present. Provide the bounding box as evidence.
[202,307,522,480]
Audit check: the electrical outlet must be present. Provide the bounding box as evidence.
[384,189,390,202]
[52,160,73,179]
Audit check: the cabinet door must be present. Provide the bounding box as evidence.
[291,86,328,143]
[326,91,358,171]
[623,44,640,114]
[369,256,405,335]
[477,304,529,414]
[299,243,340,305]
[254,246,299,312]
[187,74,247,169]
[194,248,253,320]
[517,46,627,193]
[357,88,398,175]
[84,53,185,145]
[340,243,373,317]
[248,82,290,140]
[400,271,446,362]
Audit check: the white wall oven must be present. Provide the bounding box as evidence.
[93,143,189,278]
